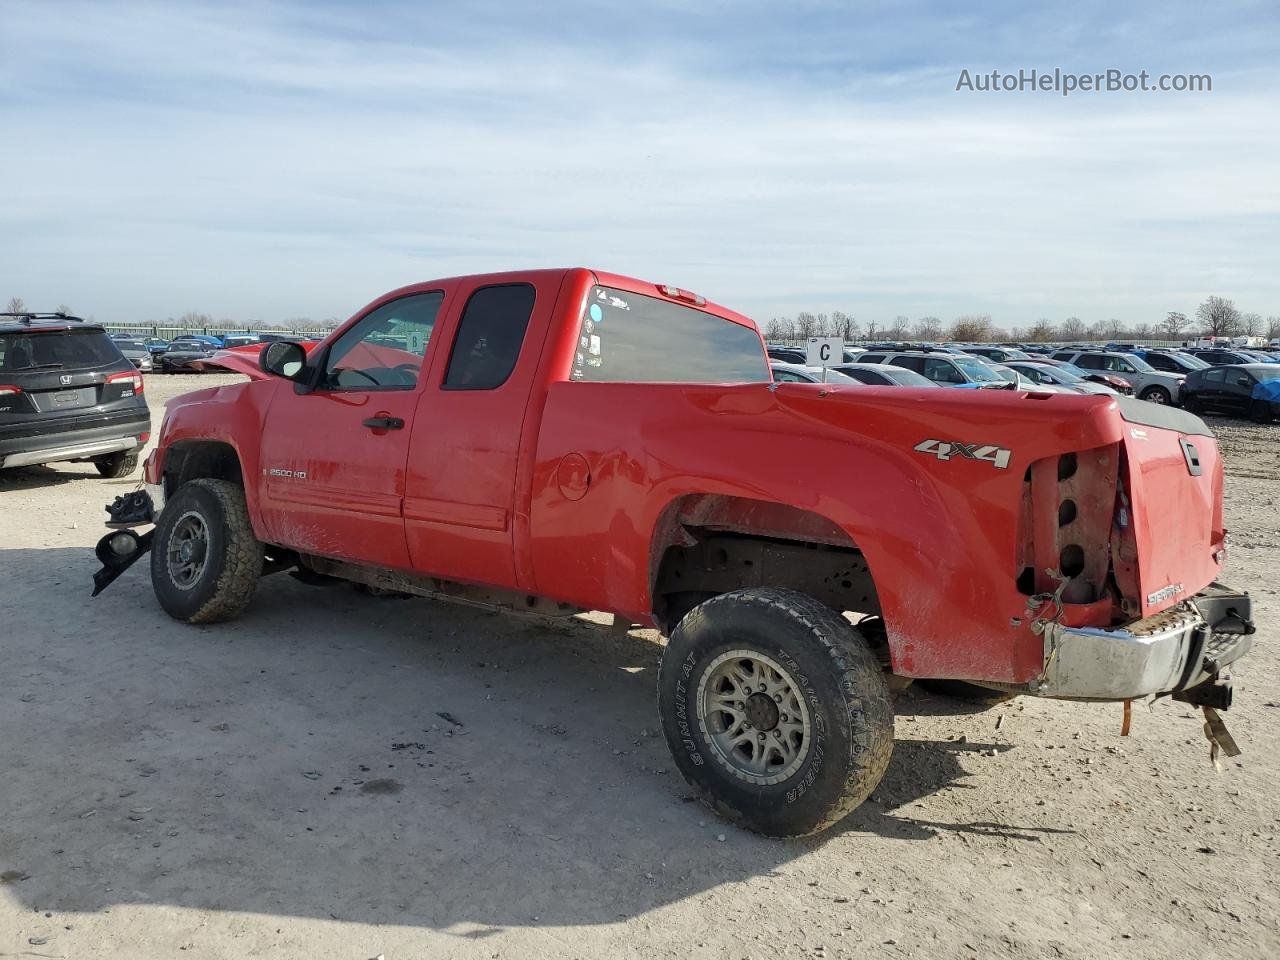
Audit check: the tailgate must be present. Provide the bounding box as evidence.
[1117,400,1224,617]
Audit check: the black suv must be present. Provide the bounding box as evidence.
[0,313,150,477]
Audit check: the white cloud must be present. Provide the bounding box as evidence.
[1,0,1277,326]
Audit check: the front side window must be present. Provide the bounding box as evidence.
[570,285,769,383]
[323,291,443,390]
[923,357,965,383]
[444,284,536,390]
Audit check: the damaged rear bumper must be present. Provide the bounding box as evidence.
[1033,584,1254,701]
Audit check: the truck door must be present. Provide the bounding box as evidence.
[256,289,448,569]
[403,275,561,589]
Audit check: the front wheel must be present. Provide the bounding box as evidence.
[1251,400,1273,424]
[1139,385,1172,405]
[94,450,138,478]
[150,478,263,623]
[657,588,894,837]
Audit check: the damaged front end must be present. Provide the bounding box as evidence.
[91,488,158,596]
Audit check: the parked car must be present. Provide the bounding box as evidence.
[1133,349,1209,374]
[766,345,807,364]
[1188,349,1265,367]
[830,362,938,387]
[1003,361,1119,397]
[116,342,154,372]
[157,338,219,372]
[0,313,149,476]
[1181,364,1280,422]
[856,350,1013,388]
[88,267,1254,838]
[1016,357,1133,395]
[989,364,1078,393]
[768,361,862,385]
[964,346,1033,363]
[1050,350,1184,405]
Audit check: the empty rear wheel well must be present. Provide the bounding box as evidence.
[648,494,880,632]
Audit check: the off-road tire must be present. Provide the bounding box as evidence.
[917,678,1019,705]
[1250,400,1272,424]
[1139,385,1172,405]
[95,451,138,478]
[657,588,894,837]
[151,478,263,624]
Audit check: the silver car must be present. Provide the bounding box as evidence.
[1004,361,1119,397]
[1050,350,1184,405]
[116,342,154,372]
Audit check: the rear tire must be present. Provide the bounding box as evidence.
[95,451,139,478]
[657,588,894,837]
[151,478,263,623]
[1139,385,1172,405]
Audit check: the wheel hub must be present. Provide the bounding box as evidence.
[744,692,780,731]
[696,649,813,786]
[167,511,209,590]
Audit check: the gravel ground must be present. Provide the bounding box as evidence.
[2,374,1277,959]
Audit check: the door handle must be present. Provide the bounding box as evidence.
[362,416,404,430]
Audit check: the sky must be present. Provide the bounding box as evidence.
[2,0,1278,328]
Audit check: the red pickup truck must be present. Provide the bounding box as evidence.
[92,267,1255,836]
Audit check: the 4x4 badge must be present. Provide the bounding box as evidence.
[914,438,1012,470]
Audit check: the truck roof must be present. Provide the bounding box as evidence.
[372,267,761,333]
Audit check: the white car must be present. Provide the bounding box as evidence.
[1050,350,1184,405]
[1004,361,1119,397]
[769,361,863,385]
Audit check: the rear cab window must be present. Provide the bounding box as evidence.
[570,285,769,383]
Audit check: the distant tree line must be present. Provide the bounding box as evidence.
[764,296,1280,343]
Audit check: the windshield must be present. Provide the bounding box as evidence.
[954,356,1003,382]
[1122,354,1155,372]
[0,328,122,371]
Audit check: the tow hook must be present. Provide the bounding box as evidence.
[1173,677,1241,768]
[1173,676,1233,711]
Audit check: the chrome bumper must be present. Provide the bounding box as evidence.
[1,436,142,469]
[1034,584,1254,700]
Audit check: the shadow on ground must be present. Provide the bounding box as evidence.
[1,547,1060,930]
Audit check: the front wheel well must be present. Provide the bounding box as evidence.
[162,440,244,497]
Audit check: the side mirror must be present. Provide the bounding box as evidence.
[260,341,307,380]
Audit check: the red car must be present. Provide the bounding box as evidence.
[92,268,1254,836]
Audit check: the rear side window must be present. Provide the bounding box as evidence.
[0,328,121,372]
[891,355,926,374]
[1076,355,1103,369]
[444,284,535,390]
[571,286,769,383]
[1203,368,1225,383]
[858,353,887,364]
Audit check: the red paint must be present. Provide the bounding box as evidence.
[144,268,1229,684]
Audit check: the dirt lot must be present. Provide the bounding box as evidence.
[3,373,1277,960]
